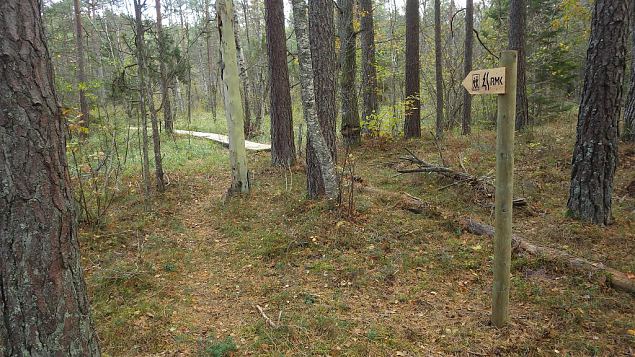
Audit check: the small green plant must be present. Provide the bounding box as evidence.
[202,336,237,357]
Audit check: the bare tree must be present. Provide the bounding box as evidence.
[360,0,378,134]
[155,0,173,132]
[338,0,361,146]
[508,0,529,130]
[265,0,296,167]
[307,0,338,198]
[462,0,474,135]
[404,0,421,138]
[623,3,635,142]
[567,0,629,225]
[0,0,101,353]
[292,0,340,200]
[434,0,444,139]
[74,0,90,129]
[218,0,250,194]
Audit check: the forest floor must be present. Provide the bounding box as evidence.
[80,120,635,356]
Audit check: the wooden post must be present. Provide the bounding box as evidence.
[492,50,517,327]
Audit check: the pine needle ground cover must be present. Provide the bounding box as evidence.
[80,121,634,356]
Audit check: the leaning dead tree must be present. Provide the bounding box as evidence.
[353,179,635,295]
[462,219,635,294]
[397,149,526,207]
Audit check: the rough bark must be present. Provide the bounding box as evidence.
[265,0,296,167]
[404,0,421,138]
[73,0,90,129]
[624,3,635,142]
[338,0,361,146]
[360,0,378,135]
[0,0,101,354]
[508,0,529,130]
[434,0,443,140]
[155,0,173,133]
[567,0,628,225]
[218,0,250,194]
[307,0,338,198]
[292,0,340,200]
[462,0,473,135]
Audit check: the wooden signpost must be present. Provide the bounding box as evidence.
[462,67,507,95]
[463,51,517,328]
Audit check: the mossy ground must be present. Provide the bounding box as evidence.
[80,119,634,356]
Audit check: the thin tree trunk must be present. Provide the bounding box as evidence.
[205,0,218,117]
[307,0,338,198]
[0,0,101,353]
[74,0,90,129]
[434,0,443,139]
[404,0,421,138]
[156,0,173,133]
[218,0,250,194]
[292,0,340,200]
[508,0,529,131]
[265,0,296,167]
[623,3,635,142]
[462,0,473,135]
[338,0,361,146]
[360,0,378,135]
[134,0,152,197]
[567,0,628,225]
[233,11,252,138]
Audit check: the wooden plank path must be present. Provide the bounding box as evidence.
[174,129,271,152]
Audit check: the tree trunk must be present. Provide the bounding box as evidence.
[404,0,421,138]
[218,0,250,194]
[292,0,340,200]
[338,0,361,146]
[0,0,101,354]
[233,11,253,138]
[360,0,378,135]
[156,0,173,133]
[205,0,218,117]
[462,0,473,135]
[567,0,628,225]
[434,0,443,140]
[73,0,90,130]
[307,0,338,198]
[508,0,529,131]
[265,0,296,167]
[623,3,635,142]
[134,0,152,197]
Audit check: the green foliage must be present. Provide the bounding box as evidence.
[202,336,237,357]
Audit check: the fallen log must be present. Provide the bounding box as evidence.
[462,219,635,295]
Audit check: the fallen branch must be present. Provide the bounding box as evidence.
[255,305,278,329]
[357,184,431,215]
[398,150,527,208]
[462,219,635,295]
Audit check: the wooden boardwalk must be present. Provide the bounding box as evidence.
[174,129,271,152]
